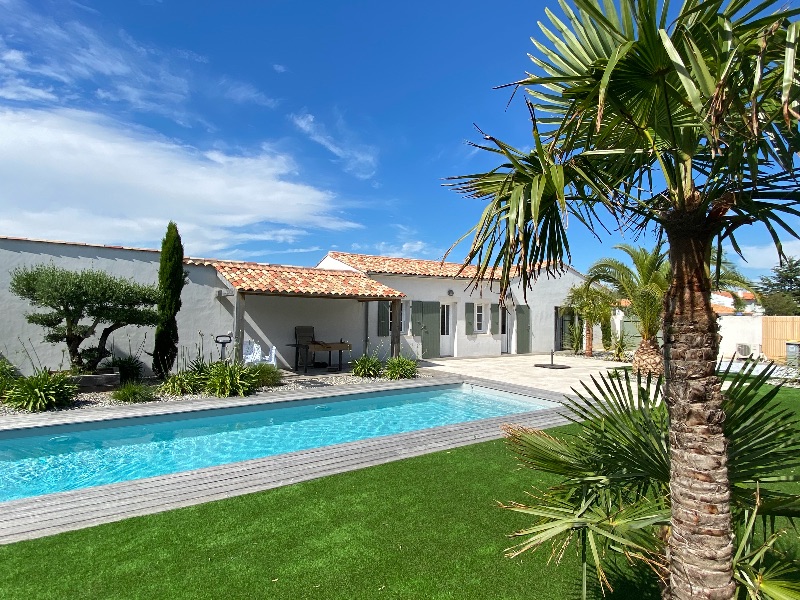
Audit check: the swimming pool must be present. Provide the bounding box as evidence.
[0,383,549,502]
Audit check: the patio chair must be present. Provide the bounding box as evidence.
[295,326,316,368]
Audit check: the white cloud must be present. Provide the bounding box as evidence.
[220,78,277,108]
[730,239,800,273]
[356,240,446,260]
[290,111,378,180]
[273,64,287,73]
[0,77,57,101]
[0,108,360,256]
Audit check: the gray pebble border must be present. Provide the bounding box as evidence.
[0,372,434,418]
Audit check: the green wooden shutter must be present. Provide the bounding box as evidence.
[490,304,499,334]
[377,301,390,336]
[411,300,423,336]
[465,302,475,334]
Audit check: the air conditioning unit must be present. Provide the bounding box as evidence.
[736,343,753,359]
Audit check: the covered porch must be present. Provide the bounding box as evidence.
[187,259,406,369]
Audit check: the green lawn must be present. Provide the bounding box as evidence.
[1,385,797,600]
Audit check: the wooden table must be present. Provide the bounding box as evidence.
[287,342,352,373]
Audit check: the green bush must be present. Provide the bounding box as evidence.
[567,324,583,355]
[204,360,259,397]
[383,356,418,380]
[4,370,77,412]
[0,357,19,399]
[112,382,157,403]
[246,363,283,388]
[158,370,204,396]
[611,331,629,362]
[102,354,144,384]
[601,318,612,350]
[352,354,382,378]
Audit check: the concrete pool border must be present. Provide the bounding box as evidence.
[0,376,573,544]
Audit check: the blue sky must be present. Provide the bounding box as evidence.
[0,0,795,278]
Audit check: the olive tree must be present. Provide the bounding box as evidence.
[10,264,160,372]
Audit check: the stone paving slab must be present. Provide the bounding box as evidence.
[0,376,569,544]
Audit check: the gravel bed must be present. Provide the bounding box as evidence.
[0,372,433,418]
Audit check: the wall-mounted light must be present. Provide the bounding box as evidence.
[447,289,454,296]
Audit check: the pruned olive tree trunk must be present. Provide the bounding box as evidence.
[663,218,735,600]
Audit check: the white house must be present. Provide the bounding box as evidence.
[0,237,598,374]
[318,251,598,359]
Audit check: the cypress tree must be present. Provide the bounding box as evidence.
[152,222,186,378]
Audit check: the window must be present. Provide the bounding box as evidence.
[389,302,404,334]
[500,307,508,335]
[475,304,485,332]
[440,304,450,335]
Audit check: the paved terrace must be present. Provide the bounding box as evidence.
[0,354,624,544]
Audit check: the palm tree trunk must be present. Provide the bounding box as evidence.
[585,320,594,357]
[663,224,734,600]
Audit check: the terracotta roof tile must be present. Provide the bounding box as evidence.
[325,251,500,279]
[185,258,404,299]
[713,303,736,315]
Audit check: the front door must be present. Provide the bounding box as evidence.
[516,305,531,354]
[412,301,441,359]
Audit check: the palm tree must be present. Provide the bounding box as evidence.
[564,283,614,357]
[447,1,799,598]
[587,242,669,374]
[588,244,759,374]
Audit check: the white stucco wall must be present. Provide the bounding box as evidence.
[0,238,231,375]
[356,276,500,359]
[366,275,503,359]
[319,256,506,359]
[717,314,763,359]
[509,267,604,353]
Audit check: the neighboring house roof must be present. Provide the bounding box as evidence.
[716,290,757,301]
[324,251,499,280]
[185,258,405,300]
[712,303,736,315]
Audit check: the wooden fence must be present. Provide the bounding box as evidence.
[762,316,800,360]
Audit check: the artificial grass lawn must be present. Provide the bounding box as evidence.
[1,385,797,600]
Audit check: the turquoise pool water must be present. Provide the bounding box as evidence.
[0,384,548,502]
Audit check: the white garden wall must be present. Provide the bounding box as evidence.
[717,314,763,360]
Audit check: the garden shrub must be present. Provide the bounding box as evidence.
[601,318,612,350]
[383,356,417,380]
[102,354,144,384]
[158,370,203,396]
[112,382,157,403]
[4,370,77,412]
[203,360,259,397]
[247,363,282,388]
[567,324,583,355]
[352,354,382,378]
[0,357,19,399]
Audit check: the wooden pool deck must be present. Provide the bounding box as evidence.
[0,376,572,544]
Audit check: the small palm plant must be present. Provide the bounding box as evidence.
[501,360,800,599]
